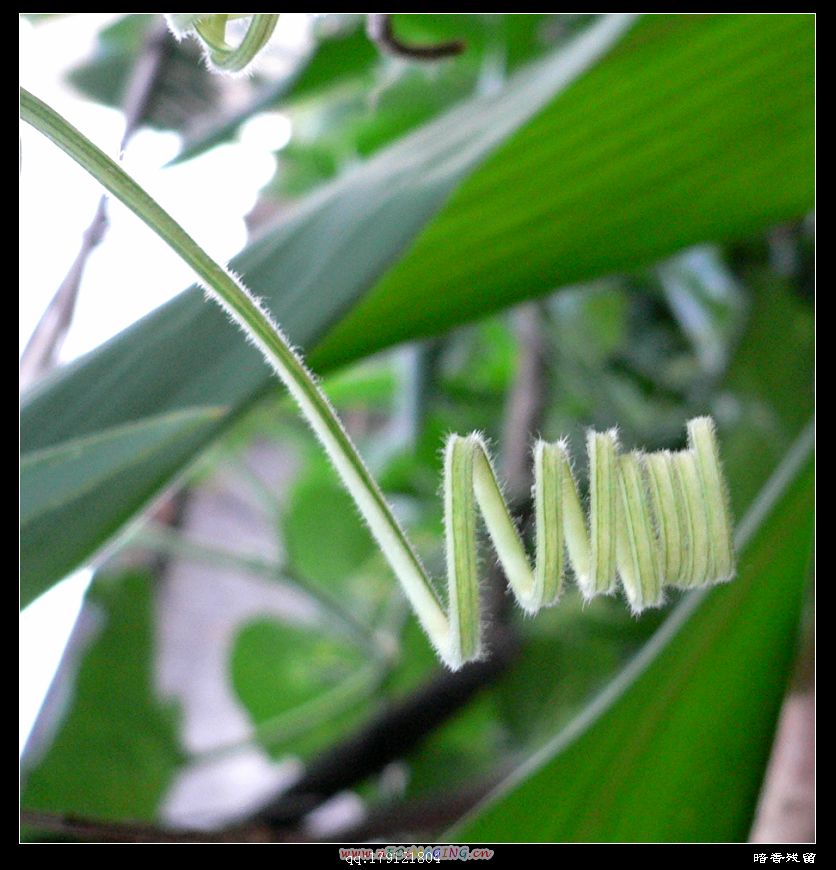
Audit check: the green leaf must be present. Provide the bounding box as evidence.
[21,407,225,609]
[291,22,378,98]
[21,570,184,820]
[283,462,377,587]
[451,424,814,842]
[317,13,814,367]
[230,618,376,759]
[264,140,340,198]
[723,275,814,515]
[493,597,665,746]
[22,14,813,602]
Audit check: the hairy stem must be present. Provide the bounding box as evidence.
[21,86,450,660]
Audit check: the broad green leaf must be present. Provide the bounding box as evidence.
[230,618,376,760]
[722,275,814,514]
[283,462,377,587]
[262,140,340,198]
[316,13,814,367]
[21,15,637,599]
[288,21,379,102]
[452,425,814,842]
[21,408,225,608]
[492,595,665,746]
[22,14,813,603]
[21,570,184,820]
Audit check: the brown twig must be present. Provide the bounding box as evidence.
[326,777,505,842]
[501,303,551,504]
[20,809,254,843]
[257,625,518,827]
[21,781,503,843]
[20,17,170,391]
[366,14,465,61]
[749,623,815,843]
[19,197,109,389]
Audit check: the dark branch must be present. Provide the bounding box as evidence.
[257,624,518,826]
[327,777,503,842]
[20,810,246,843]
[366,14,465,61]
[19,198,109,389]
[22,779,502,844]
[502,303,551,504]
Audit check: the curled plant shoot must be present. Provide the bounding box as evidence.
[20,88,736,671]
[165,14,280,74]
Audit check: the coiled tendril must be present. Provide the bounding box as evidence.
[440,420,735,667]
[21,86,736,674]
[165,14,280,74]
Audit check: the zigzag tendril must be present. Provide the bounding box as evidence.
[441,421,735,667]
[21,87,736,674]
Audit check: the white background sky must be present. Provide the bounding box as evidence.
[19,13,294,753]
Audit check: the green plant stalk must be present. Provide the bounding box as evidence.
[194,14,280,73]
[165,13,280,74]
[21,86,450,662]
[20,88,736,671]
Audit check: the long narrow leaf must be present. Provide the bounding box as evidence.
[21,408,225,606]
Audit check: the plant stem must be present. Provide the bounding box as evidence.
[20,86,451,660]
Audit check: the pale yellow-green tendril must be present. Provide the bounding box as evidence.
[441,421,735,666]
[165,13,279,74]
[20,87,735,673]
